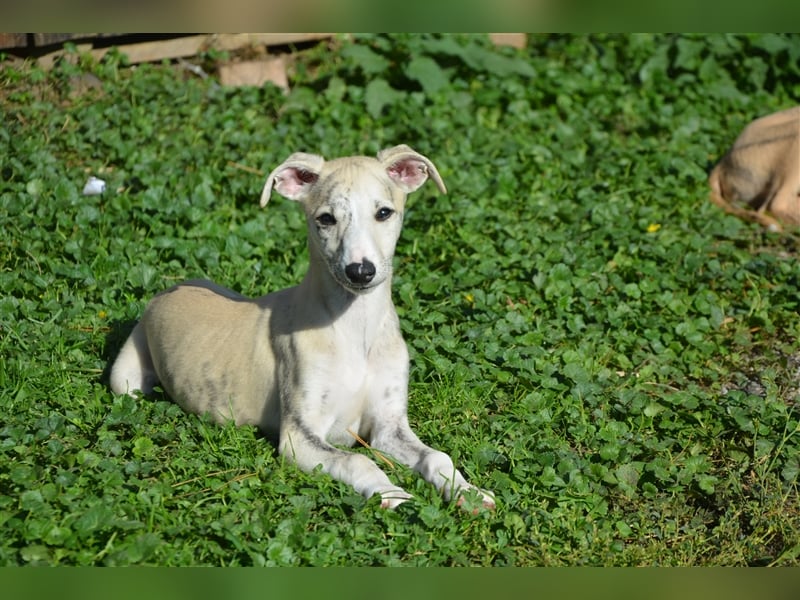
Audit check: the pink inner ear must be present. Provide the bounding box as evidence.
[387,159,428,190]
[275,167,319,198]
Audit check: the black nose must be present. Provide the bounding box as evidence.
[345,260,376,284]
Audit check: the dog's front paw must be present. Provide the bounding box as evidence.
[378,487,413,510]
[456,487,496,514]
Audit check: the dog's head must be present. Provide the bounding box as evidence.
[260,145,446,294]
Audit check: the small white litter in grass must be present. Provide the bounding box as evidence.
[82,176,106,195]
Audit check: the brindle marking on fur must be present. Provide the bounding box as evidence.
[293,418,334,452]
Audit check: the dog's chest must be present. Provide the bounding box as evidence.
[321,342,373,401]
[309,352,371,437]
[283,293,408,442]
[303,330,404,442]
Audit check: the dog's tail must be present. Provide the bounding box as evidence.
[708,165,783,232]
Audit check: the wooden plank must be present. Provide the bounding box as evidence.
[489,33,528,49]
[34,33,123,46]
[213,33,332,50]
[0,33,29,50]
[35,33,331,70]
[33,33,84,46]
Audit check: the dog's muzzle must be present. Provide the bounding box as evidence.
[345,260,376,285]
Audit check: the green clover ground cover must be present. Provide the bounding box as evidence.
[1,34,799,566]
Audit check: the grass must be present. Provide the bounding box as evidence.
[1,33,799,566]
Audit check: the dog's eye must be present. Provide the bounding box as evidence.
[316,213,336,226]
[375,207,394,222]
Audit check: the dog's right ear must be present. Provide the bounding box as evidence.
[260,152,325,207]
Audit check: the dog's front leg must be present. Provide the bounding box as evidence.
[280,417,412,509]
[369,416,496,511]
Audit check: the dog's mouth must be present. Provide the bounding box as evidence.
[335,273,383,294]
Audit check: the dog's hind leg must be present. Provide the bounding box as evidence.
[109,322,159,396]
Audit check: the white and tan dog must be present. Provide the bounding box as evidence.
[110,145,495,511]
[709,105,799,230]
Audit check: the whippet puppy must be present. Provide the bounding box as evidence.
[110,145,495,510]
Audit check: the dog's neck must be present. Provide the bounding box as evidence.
[300,258,395,348]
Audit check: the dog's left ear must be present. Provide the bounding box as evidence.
[378,145,447,195]
[260,152,326,207]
